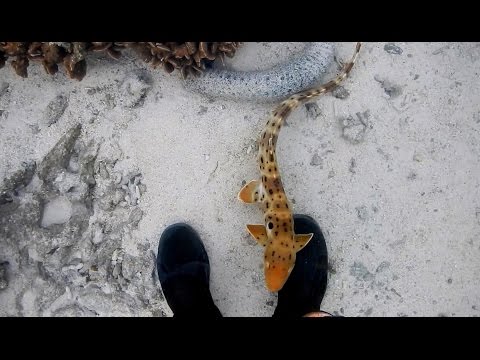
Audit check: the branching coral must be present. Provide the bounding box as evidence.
[0,42,241,81]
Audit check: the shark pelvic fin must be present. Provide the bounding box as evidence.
[238,180,262,203]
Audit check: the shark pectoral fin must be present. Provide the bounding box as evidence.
[294,233,314,252]
[238,180,262,203]
[246,224,268,246]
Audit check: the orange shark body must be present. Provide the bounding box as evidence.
[238,42,362,292]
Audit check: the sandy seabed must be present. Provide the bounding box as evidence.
[1,42,479,317]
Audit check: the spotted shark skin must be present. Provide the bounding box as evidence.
[238,42,362,292]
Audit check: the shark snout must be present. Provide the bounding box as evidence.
[265,263,292,292]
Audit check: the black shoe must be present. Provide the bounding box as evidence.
[157,223,222,318]
[273,214,329,318]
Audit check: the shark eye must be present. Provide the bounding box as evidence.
[268,222,274,229]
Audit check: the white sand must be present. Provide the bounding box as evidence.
[1,42,479,317]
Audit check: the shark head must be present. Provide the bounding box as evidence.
[264,241,296,292]
[245,220,313,292]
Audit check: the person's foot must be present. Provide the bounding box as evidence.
[273,214,329,318]
[157,223,222,317]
